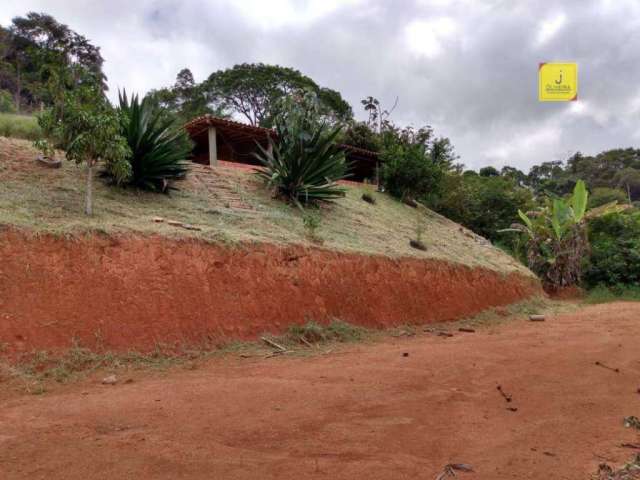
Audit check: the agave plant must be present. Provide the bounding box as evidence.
[107,90,192,192]
[254,92,348,207]
[503,180,622,290]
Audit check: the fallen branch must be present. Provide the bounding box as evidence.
[496,384,513,403]
[299,336,313,348]
[458,327,476,333]
[596,361,620,373]
[261,337,287,352]
[435,463,474,480]
[621,443,640,450]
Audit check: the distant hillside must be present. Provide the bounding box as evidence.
[0,136,531,276]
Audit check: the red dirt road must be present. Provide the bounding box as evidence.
[2,302,640,480]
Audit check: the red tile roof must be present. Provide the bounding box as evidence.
[184,115,379,159]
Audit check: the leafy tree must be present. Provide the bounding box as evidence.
[523,148,640,202]
[361,95,398,133]
[39,84,130,215]
[527,160,572,195]
[430,173,534,242]
[379,123,457,201]
[614,167,640,202]
[0,12,105,112]
[147,68,216,123]
[431,137,461,172]
[204,63,352,127]
[254,92,347,207]
[588,187,628,209]
[500,165,527,186]
[107,90,192,192]
[340,121,380,152]
[479,166,499,177]
[585,210,640,287]
[381,142,446,201]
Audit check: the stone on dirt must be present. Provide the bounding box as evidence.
[102,375,117,385]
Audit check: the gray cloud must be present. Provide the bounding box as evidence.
[3,0,640,171]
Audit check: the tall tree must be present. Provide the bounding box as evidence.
[204,63,352,127]
[361,95,398,134]
[1,12,105,112]
[148,68,215,123]
[37,83,130,215]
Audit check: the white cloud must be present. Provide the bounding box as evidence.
[535,12,567,46]
[405,17,457,58]
[483,124,563,166]
[228,0,364,30]
[2,0,640,171]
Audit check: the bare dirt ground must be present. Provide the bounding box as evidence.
[2,302,640,480]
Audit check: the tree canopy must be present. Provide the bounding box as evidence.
[203,63,353,127]
[0,12,106,112]
[147,68,217,124]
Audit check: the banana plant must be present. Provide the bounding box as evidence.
[502,180,621,290]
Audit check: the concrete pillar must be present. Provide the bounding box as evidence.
[208,126,218,166]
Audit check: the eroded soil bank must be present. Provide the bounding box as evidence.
[0,229,541,354]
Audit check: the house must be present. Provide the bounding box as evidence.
[184,115,380,182]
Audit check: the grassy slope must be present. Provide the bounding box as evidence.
[0,113,40,141]
[0,136,532,276]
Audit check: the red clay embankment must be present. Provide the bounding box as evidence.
[0,230,541,354]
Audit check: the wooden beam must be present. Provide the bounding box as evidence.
[208,126,218,166]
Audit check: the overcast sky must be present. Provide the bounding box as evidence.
[3,0,640,171]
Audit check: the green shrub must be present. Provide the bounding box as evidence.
[302,210,322,242]
[0,90,15,113]
[381,142,445,201]
[288,320,365,343]
[0,113,41,140]
[584,210,640,287]
[107,90,192,193]
[255,92,347,207]
[430,173,534,242]
[588,187,628,208]
[585,284,640,304]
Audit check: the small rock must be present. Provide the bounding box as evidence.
[102,374,117,385]
[167,220,183,227]
[402,352,409,357]
[152,217,164,223]
[124,378,134,384]
[409,239,427,251]
[458,327,476,333]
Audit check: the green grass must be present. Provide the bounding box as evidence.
[0,137,533,275]
[584,284,640,304]
[0,113,41,141]
[286,319,367,344]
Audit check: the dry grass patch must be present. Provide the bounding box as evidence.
[0,136,531,275]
